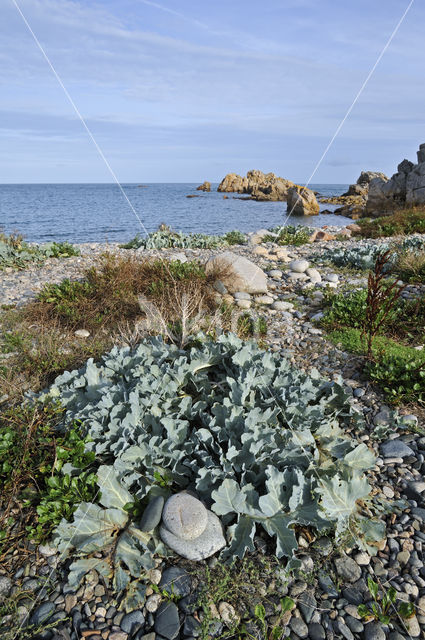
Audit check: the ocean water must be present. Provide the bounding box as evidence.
[0,183,350,244]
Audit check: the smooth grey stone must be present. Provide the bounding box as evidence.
[342,588,363,605]
[159,567,192,598]
[160,511,225,561]
[289,617,308,638]
[140,496,164,532]
[380,440,414,458]
[289,259,310,273]
[334,557,362,583]
[234,291,252,300]
[364,621,387,640]
[162,493,208,540]
[345,615,364,633]
[183,616,201,637]
[411,508,425,522]
[318,573,338,598]
[0,576,12,599]
[155,601,180,640]
[121,610,145,634]
[308,622,326,640]
[334,620,354,640]
[29,601,55,626]
[178,593,199,614]
[298,591,316,624]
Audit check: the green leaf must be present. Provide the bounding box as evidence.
[224,516,256,559]
[343,443,375,471]
[97,466,133,511]
[367,577,379,600]
[67,557,111,588]
[262,513,297,558]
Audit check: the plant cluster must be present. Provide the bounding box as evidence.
[358,207,425,238]
[121,228,248,250]
[43,334,383,609]
[358,577,414,626]
[0,402,96,567]
[263,225,312,246]
[0,231,79,270]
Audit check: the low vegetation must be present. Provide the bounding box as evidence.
[263,225,312,246]
[0,231,79,270]
[357,207,425,238]
[121,227,247,250]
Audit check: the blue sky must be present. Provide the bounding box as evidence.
[1,0,424,183]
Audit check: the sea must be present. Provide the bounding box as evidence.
[0,183,350,244]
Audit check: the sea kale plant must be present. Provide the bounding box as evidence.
[44,334,384,610]
[319,236,425,271]
[0,232,79,270]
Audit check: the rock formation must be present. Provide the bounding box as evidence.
[366,143,425,215]
[319,170,388,219]
[286,186,320,216]
[196,181,211,192]
[217,170,295,201]
[343,171,388,197]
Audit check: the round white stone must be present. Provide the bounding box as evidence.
[74,329,90,338]
[236,299,251,309]
[271,301,294,311]
[255,295,274,305]
[162,493,208,540]
[160,511,226,561]
[289,259,309,273]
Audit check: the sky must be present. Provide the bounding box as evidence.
[0,0,424,183]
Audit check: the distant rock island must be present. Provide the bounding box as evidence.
[217,169,294,201]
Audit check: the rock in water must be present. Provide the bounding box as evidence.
[196,181,211,192]
[160,511,226,561]
[162,493,208,540]
[206,252,268,294]
[286,186,320,215]
[139,496,164,532]
[217,170,295,201]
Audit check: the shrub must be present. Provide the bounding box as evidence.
[394,248,425,284]
[263,225,312,246]
[223,230,248,245]
[0,232,79,270]
[121,229,226,250]
[45,334,383,609]
[358,208,425,238]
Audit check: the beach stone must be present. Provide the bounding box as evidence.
[288,271,308,280]
[236,299,251,309]
[252,245,269,256]
[206,252,268,294]
[334,556,362,583]
[121,610,145,634]
[289,259,309,273]
[0,576,12,599]
[154,601,180,640]
[380,440,414,458]
[234,291,251,300]
[30,601,55,626]
[308,622,326,640]
[159,567,191,598]
[74,329,90,338]
[183,615,201,637]
[323,273,339,283]
[306,267,322,282]
[162,493,208,540]
[364,621,387,640]
[289,617,308,638]
[268,269,283,279]
[254,295,274,305]
[140,496,164,532]
[334,620,354,640]
[146,594,162,613]
[298,592,316,624]
[271,300,294,311]
[160,511,225,560]
[110,633,128,640]
[218,602,239,626]
[213,280,228,295]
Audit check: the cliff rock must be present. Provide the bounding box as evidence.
[217,170,294,201]
[366,143,425,214]
[196,181,211,192]
[286,186,320,216]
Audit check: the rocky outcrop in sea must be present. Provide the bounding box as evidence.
[217,169,295,201]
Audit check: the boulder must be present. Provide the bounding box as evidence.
[286,186,320,216]
[217,170,295,201]
[196,181,211,192]
[365,143,425,213]
[205,252,268,294]
[343,171,388,197]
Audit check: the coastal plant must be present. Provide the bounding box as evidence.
[357,576,414,626]
[223,230,248,245]
[40,334,386,606]
[358,207,425,238]
[363,250,406,360]
[0,233,79,270]
[120,229,226,250]
[263,225,311,246]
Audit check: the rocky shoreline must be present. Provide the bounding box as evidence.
[1,229,425,640]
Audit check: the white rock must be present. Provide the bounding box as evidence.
[74,329,90,338]
[306,268,322,282]
[255,295,274,305]
[234,291,252,300]
[268,269,283,279]
[169,252,187,263]
[324,273,339,283]
[206,252,268,294]
[160,511,226,561]
[288,272,308,281]
[218,602,240,626]
[323,281,337,288]
[162,493,208,540]
[289,259,309,273]
[252,245,269,256]
[236,299,251,309]
[146,594,162,613]
[272,301,294,311]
